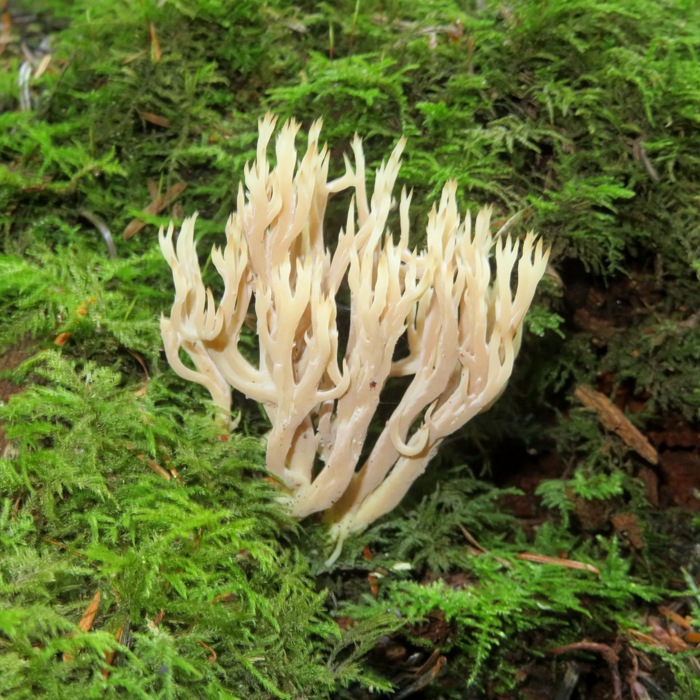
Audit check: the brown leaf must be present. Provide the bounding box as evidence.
[78,591,101,632]
[63,591,101,661]
[149,22,162,62]
[658,605,692,630]
[574,385,658,464]
[647,616,689,653]
[122,49,147,64]
[0,8,11,57]
[123,181,187,239]
[140,111,172,128]
[34,53,52,79]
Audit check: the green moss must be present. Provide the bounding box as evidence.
[1,352,393,698]
[2,0,700,696]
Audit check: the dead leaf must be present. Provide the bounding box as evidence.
[34,53,52,79]
[658,605,692,630]
[77,591,101,632]
[647,616,689,653]
[149,22,162,62]
[63,591,101,661]
[122,49,147,64]
[0,7,11,57]
[140,111,172,128]
[123,181,187,239]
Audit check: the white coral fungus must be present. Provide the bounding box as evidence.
[160,114,550,561]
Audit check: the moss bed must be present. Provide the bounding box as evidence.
[1,1,699,698]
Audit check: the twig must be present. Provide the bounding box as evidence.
[549,641,622,700]
[516,552,601,575]
[574,385,658,464]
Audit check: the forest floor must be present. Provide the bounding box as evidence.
[2,2,700,699]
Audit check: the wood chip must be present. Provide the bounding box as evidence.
[574,385,658,464]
